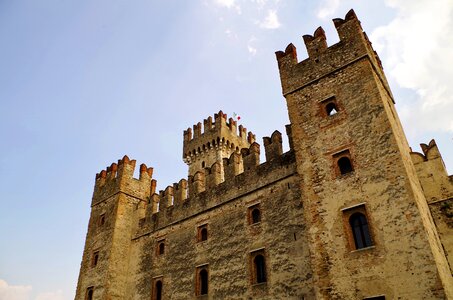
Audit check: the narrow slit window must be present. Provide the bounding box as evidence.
[157,240,165,256]
[86,287,94,300]
[196,266,209,296]
[250,250,267,284]
[152,278,163,300]
[91,251,99,267]
[155,280,162,300]
[254,255,267,283]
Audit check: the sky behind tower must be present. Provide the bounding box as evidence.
[1,1,452,299]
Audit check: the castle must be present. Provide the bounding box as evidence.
[75,10,453,300]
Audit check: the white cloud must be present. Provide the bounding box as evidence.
[371,0,453,133]
[247,36,258,55]
[258,10,281,29]
[316,0,340,19]
[214,0,241,13]
[0,279,32,300]
[35,290,64,300]
[224,28,238,40]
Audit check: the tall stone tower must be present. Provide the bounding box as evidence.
[183,111,255,177]
[276,9,453,299]
[74,156,153,300]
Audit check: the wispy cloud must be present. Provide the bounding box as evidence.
[0,279,32,300]
[316,0,340,19]
[258,10,281,29]
[214,0,241,13]
[247,36,258,55]
[371,0,453,133]
[0,279,65,300]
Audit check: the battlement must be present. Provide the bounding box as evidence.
[410,140,442,162]
[138,129,292,233]
[183,111,256,176]
[275,9,389,98]
[410,140,453,203]
[92,155,154,204]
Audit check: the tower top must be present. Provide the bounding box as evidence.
[183,110,255,176]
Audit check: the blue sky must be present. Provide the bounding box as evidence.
[1,1,452,299]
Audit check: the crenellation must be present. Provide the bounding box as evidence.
[332,9,362,41]
[204,116,213,131]
[302,26,327,58]
[241,142,260,170]
[263,130,283,161]
[223,152,243,179]
[193,122,202,138]
[174,179,188,203]
[205,162,223,189]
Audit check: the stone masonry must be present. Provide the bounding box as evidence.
[75,9,453,300]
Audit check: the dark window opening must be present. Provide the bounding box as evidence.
[251,208,261,224]
[158,241,165,255]
[200,227,208,241]
[338,157,353,175]
[155,280,162,300]
[86,287,94,300]
[254,254,267,283]
[99,214,105,226]
[200,269,208,295]
[91,251,99,267]
[326,102,338,116]
[350,213,373,249]
[202,161,205,168]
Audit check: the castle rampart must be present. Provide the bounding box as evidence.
[76,9,453,300]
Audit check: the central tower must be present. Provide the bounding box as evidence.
[183,111,255,177]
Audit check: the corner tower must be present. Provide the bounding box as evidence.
[183,111,255,177]
[276,9,453,299]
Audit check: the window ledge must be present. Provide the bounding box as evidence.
[250,221,261,226]
[252,282,267,287]
[350,245,375,253]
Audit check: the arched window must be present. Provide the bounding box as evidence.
[254,255,267,283]
[326,102,338,116]
[349,213,373,249]
[338,157,353,175]
[251,208,261,224]
[198,268,208,295]
[155,280,162,300]
[158,242,165,255]
[86,287,94,300]
[200,227,208,241]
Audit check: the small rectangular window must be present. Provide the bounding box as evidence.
[248,204,261,225]
[195,265,209,296]
[320,96,340,117]
[197,224,208,242]
[333,149,354,176]
[157,239,165,256]
[342,204,374,250]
